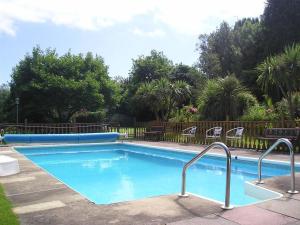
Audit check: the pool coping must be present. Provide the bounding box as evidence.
[13,141,292,208]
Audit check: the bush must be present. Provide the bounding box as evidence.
[241,105,279,121]
[197,76,258,120]
[272,92,300,120]
[110,113,135,126]
[169,106,199,122]
[72,110,106,123]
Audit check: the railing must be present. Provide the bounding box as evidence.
[179,142,233,209]
[256,138,299,194]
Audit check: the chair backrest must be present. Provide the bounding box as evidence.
[213,127,222,136]
[235,127,244,137]
[189,126,197,134]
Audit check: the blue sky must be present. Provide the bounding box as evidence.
[0,0,266,84]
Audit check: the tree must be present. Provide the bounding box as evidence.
[198,76,257,120]
[134,78,191,121]
[169,64,207,104]
[231,18,265,97]
[196,19,265,97]
[197,22,236,78]
[0,84,10,122]
[125,50,174,120]
[9,47,119,122]
[257,44,300,119]
[129,50,173,84]
[262,0,300,55]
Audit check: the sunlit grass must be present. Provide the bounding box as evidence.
[0,184,19,225]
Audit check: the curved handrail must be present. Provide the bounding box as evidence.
[256,138,298,194]
[179,142,232,209]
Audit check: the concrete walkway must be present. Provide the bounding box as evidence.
[0,142,300,225]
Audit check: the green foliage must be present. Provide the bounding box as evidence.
[8,47,120,122]
[134,78,191,121]
[72,110,106,123]
[169,64,207,104]
[197,22,235,78]
[1,1,299,123]
[110,113,134,126]
[0,184,19,225]
[196,0,300,100]
[262,0,300,55]
[0,84,10,122]
[122,51,201,121]
[257,44,300,118]
[198,76,258,120]
[169,105,198,122]
[241,105,279,121]
[276,92,300,119]
[129,50,173,84]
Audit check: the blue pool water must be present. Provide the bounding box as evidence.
[15,143,299,206]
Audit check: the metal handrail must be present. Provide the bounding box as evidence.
[256,138,298,194]
[179,142,233,209]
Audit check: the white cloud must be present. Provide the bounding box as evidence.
[0,0,265,36]
[132,27,165,38]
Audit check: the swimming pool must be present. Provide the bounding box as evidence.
[15,143,298,206]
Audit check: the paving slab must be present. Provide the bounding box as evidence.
[7,187,84,206]
[286,221,300,225]
[1,175,66,195]
[288,193,300,201]
[13,200,66,214]
[259,174,300,194]
[167,214,239,225]
[257,197,300,219]
[0,176,36,184]
[218,205,297,225]
[0,150,15,154]
[18,195,222,225]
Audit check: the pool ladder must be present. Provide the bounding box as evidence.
[256,138,298,194]
[179,142,233,209]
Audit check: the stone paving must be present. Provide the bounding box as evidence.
[0,141,300,225]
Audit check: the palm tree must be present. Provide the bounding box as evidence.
[134,82,160,120]
[257,44,300,118]
[135,78,191,121]
[198,75,257,120]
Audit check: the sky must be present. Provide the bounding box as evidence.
[0,0,266,84]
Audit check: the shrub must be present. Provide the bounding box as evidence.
[275,92,300,119]
[241,105,279,121]
[169,105,199,122]
[197,76,258,120]
[72,110,106,123]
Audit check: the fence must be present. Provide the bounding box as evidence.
[135,120,300,151]
[1,120,300,151]
[0,123,121,134]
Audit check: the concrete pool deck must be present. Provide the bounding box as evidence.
[0,141,299,225]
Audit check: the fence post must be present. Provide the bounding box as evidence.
[134,118,137,138]
[24,119,28,134]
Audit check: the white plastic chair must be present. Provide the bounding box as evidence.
[182,126,197,138]
[226,127,244,141]
[206,127,222,140]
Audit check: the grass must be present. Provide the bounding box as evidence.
[0,184,19,225]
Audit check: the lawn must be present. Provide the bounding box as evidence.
[0,184,19,225]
